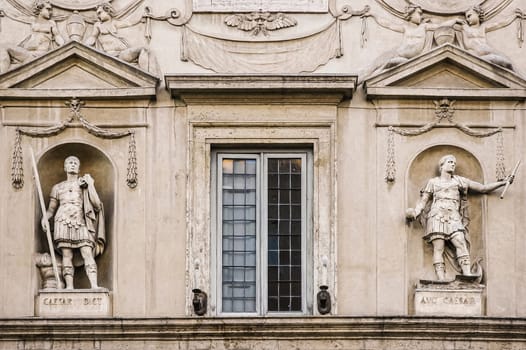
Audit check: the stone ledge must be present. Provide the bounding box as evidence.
[0,317,525,341]
[164,74,357,105]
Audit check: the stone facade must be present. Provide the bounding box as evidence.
[1,0,526,348]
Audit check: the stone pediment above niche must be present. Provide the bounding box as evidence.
[0,41,159,99]
[364,44,526,100]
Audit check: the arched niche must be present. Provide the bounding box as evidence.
[34,142,114,290]
[406,145,486,308]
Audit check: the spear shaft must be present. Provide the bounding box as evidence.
[30,148,61,288]
[500,160,521,199]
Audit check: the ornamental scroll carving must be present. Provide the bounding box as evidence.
[11,98,138,189]
[383,99,506,183]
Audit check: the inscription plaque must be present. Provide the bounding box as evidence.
[414,288,484,316]
[35,289,111,317]
[193,0,328,13]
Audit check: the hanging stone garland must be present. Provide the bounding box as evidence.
[11,129,23,189]
[385,98,504,183]
[11,97,139,189]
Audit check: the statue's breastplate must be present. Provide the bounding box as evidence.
[429,180,461,220]
[55,182,85,227]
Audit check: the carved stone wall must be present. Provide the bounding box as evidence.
[0,0,525,348]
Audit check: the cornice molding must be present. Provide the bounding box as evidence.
[0,317,525,341]
[164,74,357,105]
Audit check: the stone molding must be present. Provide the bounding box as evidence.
[0,317,525,341]
[0,41,159,100]
[165,74,357,104]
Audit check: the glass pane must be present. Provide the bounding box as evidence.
[245,268,256,282]
[246,222,256,236]
[246,159,257,174]
[279,190,290,203]
[222,159,233,174]
[267,157,303,312]
[223,222,233,235]
[268,235,278,250]
[246,190,256,205]
[279,159,290,172]
[246,175,256,189]
[223,190,233,205]
[223,174,233,189]
[268,159,278,172]
[223,207,233,220]
[233,253,245,266]
[233,160,245,174]
[269,190,278,204]
[246,206,256,220]
[234,222,245,236]
[223,284,232,298]
[245,299,256,312]
[223,299,232,312]
[291,190,301,204]
[222,252,232,266]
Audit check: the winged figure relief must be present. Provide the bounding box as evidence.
[224,12,297,36]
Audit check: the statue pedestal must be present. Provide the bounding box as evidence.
[414,276,484,316]
[35,289,111,317]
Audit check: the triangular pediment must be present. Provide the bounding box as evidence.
[0,41,159,99]
[364,44,526,100]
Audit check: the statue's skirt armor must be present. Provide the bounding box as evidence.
[50,180,95,249]
[423,176,467,242]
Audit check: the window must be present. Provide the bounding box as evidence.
[213,151,311,315]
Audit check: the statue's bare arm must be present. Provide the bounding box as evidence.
[114,15,144,30]
[51,21,65,46]
[486,10,523,32]
[41,197,58,232]
[407,191,431,221]
[368,14,406,33]
[466,178,508,194]
[84,24,101,46]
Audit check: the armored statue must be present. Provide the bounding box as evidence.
[41,156,105,289]
[406,155,512,281]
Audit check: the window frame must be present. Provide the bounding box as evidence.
[211,149,312,316]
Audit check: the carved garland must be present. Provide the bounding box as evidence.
[11,97,138,190]
[385,98,505,182]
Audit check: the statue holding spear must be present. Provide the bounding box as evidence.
[36,154,105,290]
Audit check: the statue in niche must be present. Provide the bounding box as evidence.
[406,155,512,281]
[455,6,523,71]
[84,2,159,75]
[41,156,105,289]
[0,0,65,73]
[362,5,456,78]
